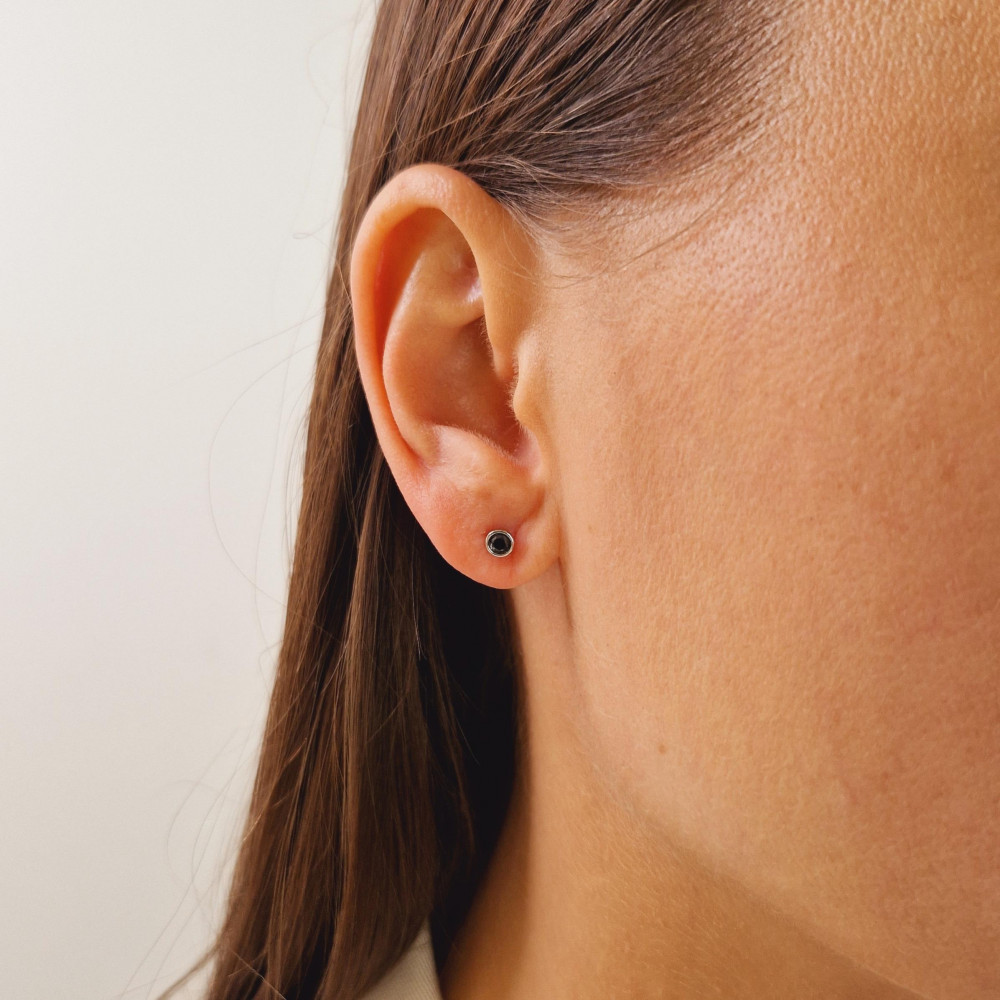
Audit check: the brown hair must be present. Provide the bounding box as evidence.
[162,2,790,997]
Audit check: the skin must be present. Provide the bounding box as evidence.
[349,1,999,997]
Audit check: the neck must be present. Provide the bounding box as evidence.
[437,566,924,1000]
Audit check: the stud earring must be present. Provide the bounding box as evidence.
[485,529,514,558]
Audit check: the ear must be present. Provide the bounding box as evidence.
[350,163,559,588]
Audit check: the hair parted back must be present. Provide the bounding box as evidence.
[160,2,789,998]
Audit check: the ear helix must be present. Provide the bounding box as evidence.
[485,529,514,558]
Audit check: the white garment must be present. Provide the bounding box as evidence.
[357,920,444,1000]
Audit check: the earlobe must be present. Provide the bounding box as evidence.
[349,163,558,589]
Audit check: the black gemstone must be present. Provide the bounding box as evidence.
[487,530,512,556]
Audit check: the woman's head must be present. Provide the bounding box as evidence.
[178,2,999,998]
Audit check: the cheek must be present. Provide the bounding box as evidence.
[566,280,1000,813]
[548,188,1000,990]
[545,5,1000,975]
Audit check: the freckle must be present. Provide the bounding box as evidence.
[657,743,666,755]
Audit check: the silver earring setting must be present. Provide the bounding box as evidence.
[485,529,514,558]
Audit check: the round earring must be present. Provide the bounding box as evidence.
[485,529,514,558]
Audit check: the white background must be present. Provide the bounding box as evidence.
[0,1,373,996]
